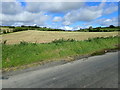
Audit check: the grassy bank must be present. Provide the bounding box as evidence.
[2,36,119,69]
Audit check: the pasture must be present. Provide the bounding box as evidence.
[1,30,118,44]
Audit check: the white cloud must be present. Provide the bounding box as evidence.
[62,2,118,26]
[53,17,62,22]
[1,2,84,26]
[101,18,118,26]
[60,26,81,30]
[103,3,118,15]
[73,26,82,30]
[1,11,51,26]
[61,2,106,25]
[62,6,102,25]
[62,21,71,25]
[26,2,84,13]
[84,17,118,26]
[104,19,112,22]
[2,2,23,15]
[103,7,118,15]
[1,1,118,28]
[60,26,73,30]
[25,2,42,13]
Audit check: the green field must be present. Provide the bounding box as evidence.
[2,36,119,71]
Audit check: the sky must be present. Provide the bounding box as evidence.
[0,0,119,30]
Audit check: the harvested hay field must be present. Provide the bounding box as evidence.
[1,30,118,44]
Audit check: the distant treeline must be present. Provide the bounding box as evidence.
[0,25,120,34]
[78,25,120,32]
[0,25,65,34]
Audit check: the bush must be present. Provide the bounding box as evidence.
[20,41,28,45]
[3,40,7,44]
[3,30,7,34]
[15,27,23,31]
[51,38,76,43]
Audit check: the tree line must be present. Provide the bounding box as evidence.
[0,25,119,34]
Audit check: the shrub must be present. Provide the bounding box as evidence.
[3,40,7,44]
[51,38,76,43]
[20,41,28,45]
[3,30,7,34]
[15,27,23,31]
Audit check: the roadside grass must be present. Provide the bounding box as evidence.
[2,36,119,69]
[0,44,2,69]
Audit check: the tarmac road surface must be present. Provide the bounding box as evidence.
[2,51,119,88]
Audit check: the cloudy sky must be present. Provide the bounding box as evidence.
[1,0,118,30]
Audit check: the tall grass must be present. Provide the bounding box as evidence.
[0,44,2,69]
[2,36,119,68]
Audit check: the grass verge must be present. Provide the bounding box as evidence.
[2,36,119,71]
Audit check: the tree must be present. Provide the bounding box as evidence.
[109,25,115,28]
[89,26,92,30]
[21,25,25,27]
[96,27,101,32]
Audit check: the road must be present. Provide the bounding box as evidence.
[2,51,119,88]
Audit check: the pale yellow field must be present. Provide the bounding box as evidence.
[1,30,118,44]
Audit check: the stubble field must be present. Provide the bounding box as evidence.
[1,30,118,44]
